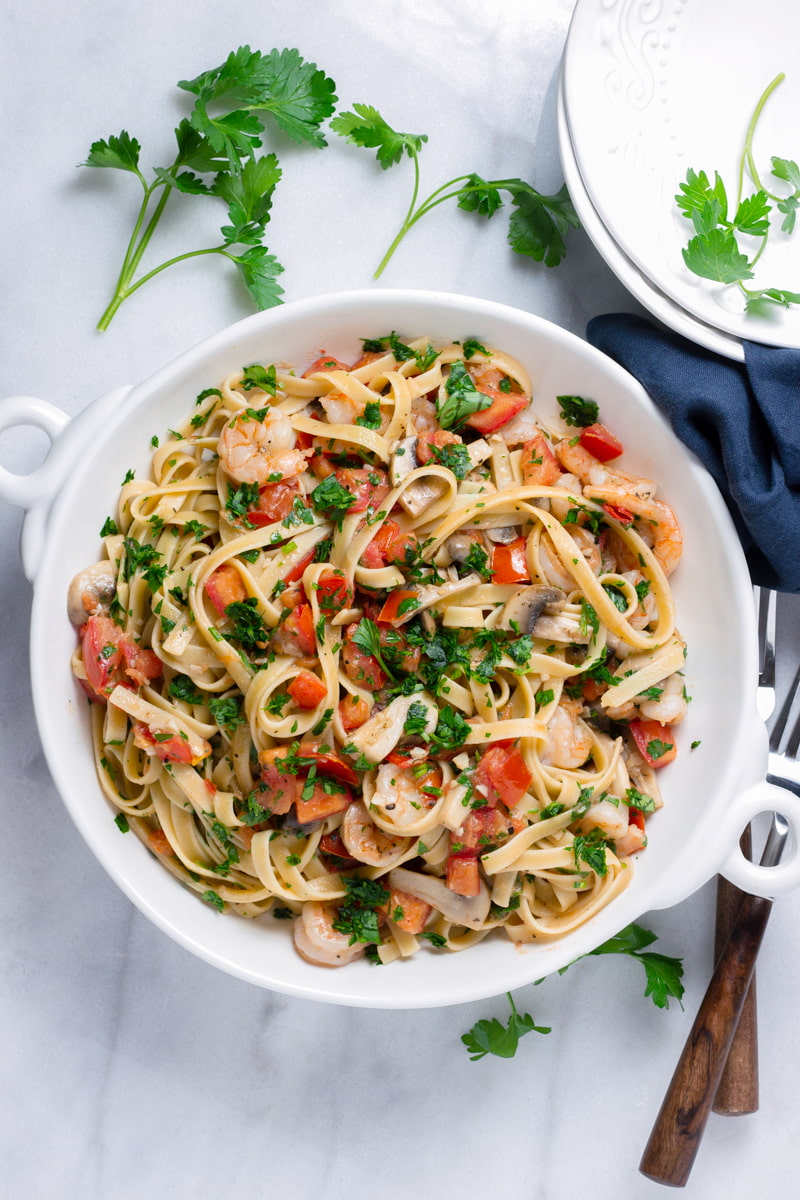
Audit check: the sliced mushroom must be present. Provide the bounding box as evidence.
[400,478,449,517]
[531,612,591,644]
[67,560,117,626]
[346,692,438,764]
[485,526,521,545]
[445,532,479,563]
[389,436,420,485]
[388,572,482,627]
[387,866,491,929]
[498,585,565,633]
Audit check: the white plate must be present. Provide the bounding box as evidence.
[563,0,800,349]
[557,72,745,361]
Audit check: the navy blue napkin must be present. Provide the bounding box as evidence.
[586,313,800,593]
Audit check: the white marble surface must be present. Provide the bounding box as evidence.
[2,1,799,1197]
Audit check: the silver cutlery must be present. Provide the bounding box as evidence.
[712,586,776,1115]
[639,622,795,1187]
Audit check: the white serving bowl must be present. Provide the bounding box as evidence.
[3,289,800,1008]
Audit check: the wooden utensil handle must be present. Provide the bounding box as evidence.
[639,891,773,1188]
[712,827,759,1115]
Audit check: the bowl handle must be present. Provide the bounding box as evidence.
[0,395,69,507]
[718,780,800,897]
[0,388,132,581]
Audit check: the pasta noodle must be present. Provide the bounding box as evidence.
[68,333,687,968]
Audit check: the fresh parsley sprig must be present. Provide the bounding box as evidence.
[461,922,684,1060]
[676,72,800,311]
[461,993,551,1061]
[330,103,579,277]
[84,47,337,329]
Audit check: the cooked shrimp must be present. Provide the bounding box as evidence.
[410,392,438,433]
[293,901,365,967]
[67,560,117,625]
[540,700,593,769]
[569,525,602,575]
[319,391,363,426]
[621,570,657,630]
[537,538,576,592]
[578,797,629,842]
[340,800,411,867]
[556,438,682,575]
[371,763,439,828]
[549,472,582,522]
[218,410,307,484]
[555,439,657,500]
[638,671,688,724]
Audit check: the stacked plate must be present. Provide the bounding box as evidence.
[559,0,800,360]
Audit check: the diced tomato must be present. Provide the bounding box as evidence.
[446,849,481,897]
[474,745,533,808]
[465,387,529,434]
[333,467,390,514]
[272,603,316,658]
[82,615,124,698]
[521,433,562,486]
[205,564,247,616]
[81,614,162,700]
[341,622,387,689]
[295,780,352,824]
[630,718,677,767]
[416,429,462,466]
[302,353,350,376]
[309,452,336,480]
[119,640,163,688]
[581,676,607,702]
[459,806,525,849]
[298,741,359,787]
[147,828,172,855]
[628,806,646,833]
[134,722,207,765]
[388,889,432,934]
[602,502,634,526]
[287,670,328,709]
[246,478,302,526]
[338,693,371,732]
[579,423,624,462]
[491,536,530,585]
[376,589,419,625]
[315,568,354,613]
[318,829,359,869]
[258,747,302,815]
[361,519,418,569]
[283,548,317,585]
[386,748,417,768]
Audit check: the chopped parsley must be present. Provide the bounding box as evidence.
[310,475,356,526]
[557,395,599,428]
[241,363,277,394]
[168,675,203,705]
[225,481,260,525]
[430,441,472,480]
[332,876,390,945]
[356,400,382,429]
[436,360,492,430]
[224,597,268,649]
[403,700,431,737]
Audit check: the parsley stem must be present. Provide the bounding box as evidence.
[373,173,513,278]
[97,180,173,331]
[738,72,785,205]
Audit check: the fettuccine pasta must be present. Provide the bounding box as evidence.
[68,333,686,968]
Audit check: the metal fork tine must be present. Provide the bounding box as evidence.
[755,586,776,690]
[770,659,800,752]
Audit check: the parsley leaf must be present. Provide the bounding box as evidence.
[332,876,390,945]
[225,597,268,649]
[461,993,550,1060]
[85,47,335,329]
[436,361,491,430]
[310,475,356,525]
[587,923,685,1010]
[675,74,800,312]
[351,618,395,680]
[332,105,577,277]
[558,394,598,428]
